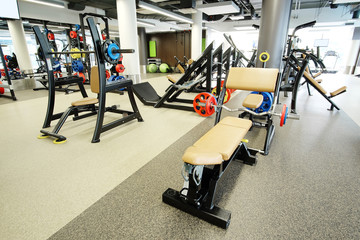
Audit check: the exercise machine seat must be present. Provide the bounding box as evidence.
[242,94,264,109]
[226,67,279,92]
[303,71,327,94]
[330,86,347,97]
[71,97,98,107]
[167,75,179,83]
[303,70,346,97]
[182,146,223,165]
[313,71,322,78]
[182,117,252,165]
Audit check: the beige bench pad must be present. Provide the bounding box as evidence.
[182,117,252,165]
[182,146,223,165]
[242,94,263,109]
[167,75,179,83]
[330,86,347,97]
[72,97,98,106]
[303,71,327,95]
[226,67,279,92]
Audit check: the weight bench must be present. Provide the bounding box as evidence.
[39,66,143,143]
[163,116,257,229]
[217,67,280,155]
[302,70,346,110]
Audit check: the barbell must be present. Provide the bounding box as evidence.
[47,40,134,63]
[193,93,299,126]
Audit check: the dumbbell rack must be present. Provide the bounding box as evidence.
[0,45,17,101]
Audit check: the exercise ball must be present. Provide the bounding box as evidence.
[159,63,170,73]
[148,64,158,73]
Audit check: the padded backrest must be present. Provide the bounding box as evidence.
[226,67,279,92]
[90,66,100,93]
[303,70,327,95]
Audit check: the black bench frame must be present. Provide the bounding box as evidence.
[163,143,257,229]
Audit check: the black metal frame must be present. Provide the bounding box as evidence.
[280,51,311,113]
[80,13,110,83]
[0,45,17,101]
[87,17,143,143]
[33,26,89,128]
[163,143,257,229]
[132,42,222,112]
[34,17,143,143]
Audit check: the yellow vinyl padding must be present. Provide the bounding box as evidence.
[182,117,252,165]
[226,67,279,92]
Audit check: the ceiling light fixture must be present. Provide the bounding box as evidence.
[23,0,65,8]
[229,15,244,21]
[138,1,193,24]
[137,20,156,27]
[234,26,256,31]
[197,1,240,15]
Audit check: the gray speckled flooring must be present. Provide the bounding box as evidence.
[48,86,360,240]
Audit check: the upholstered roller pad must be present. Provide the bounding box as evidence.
[242,94,264,109]
[182,146,223,165]
[330,86,347,97]
[226,67,279,92]
[71,97,98,106]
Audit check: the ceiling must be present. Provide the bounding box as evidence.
[2,0,360,34]
[63,0,360,32]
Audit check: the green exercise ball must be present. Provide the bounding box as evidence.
[148,64,158,73]
[159,63,170,73]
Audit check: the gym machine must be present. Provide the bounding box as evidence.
[35,17,143,143]
[132,42,224,112]
[0,45,17,101]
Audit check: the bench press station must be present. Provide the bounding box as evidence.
[163,66,298,229]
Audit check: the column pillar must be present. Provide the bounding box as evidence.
[7,20,33,74]
[138,27,148,74]
[344,27,360,74]
[256,0,293,69]
[116,0,141,83]
[191,0,202,59]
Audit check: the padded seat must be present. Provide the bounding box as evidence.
[182,117,252,165]
[242,94,263,109]
[303,71,347,97]
[71,97,98,106]
[167,75,179,83]
[330,86,347,97]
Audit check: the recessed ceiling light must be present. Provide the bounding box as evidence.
[197,1,240,15]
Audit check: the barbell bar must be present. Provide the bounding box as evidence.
[49,49,134,55]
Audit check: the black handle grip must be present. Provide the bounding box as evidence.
[113,49,135,54]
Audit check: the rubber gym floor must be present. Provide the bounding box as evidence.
[1,73,359,240]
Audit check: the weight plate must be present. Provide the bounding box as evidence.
[70,48,81,59]
[115,64,125,73]
[280,104,287,127]
[108,75,116,82]
[102,39,121,64]
[205,93,217,116]
[105,70,111,79]
[193,92,212,117]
